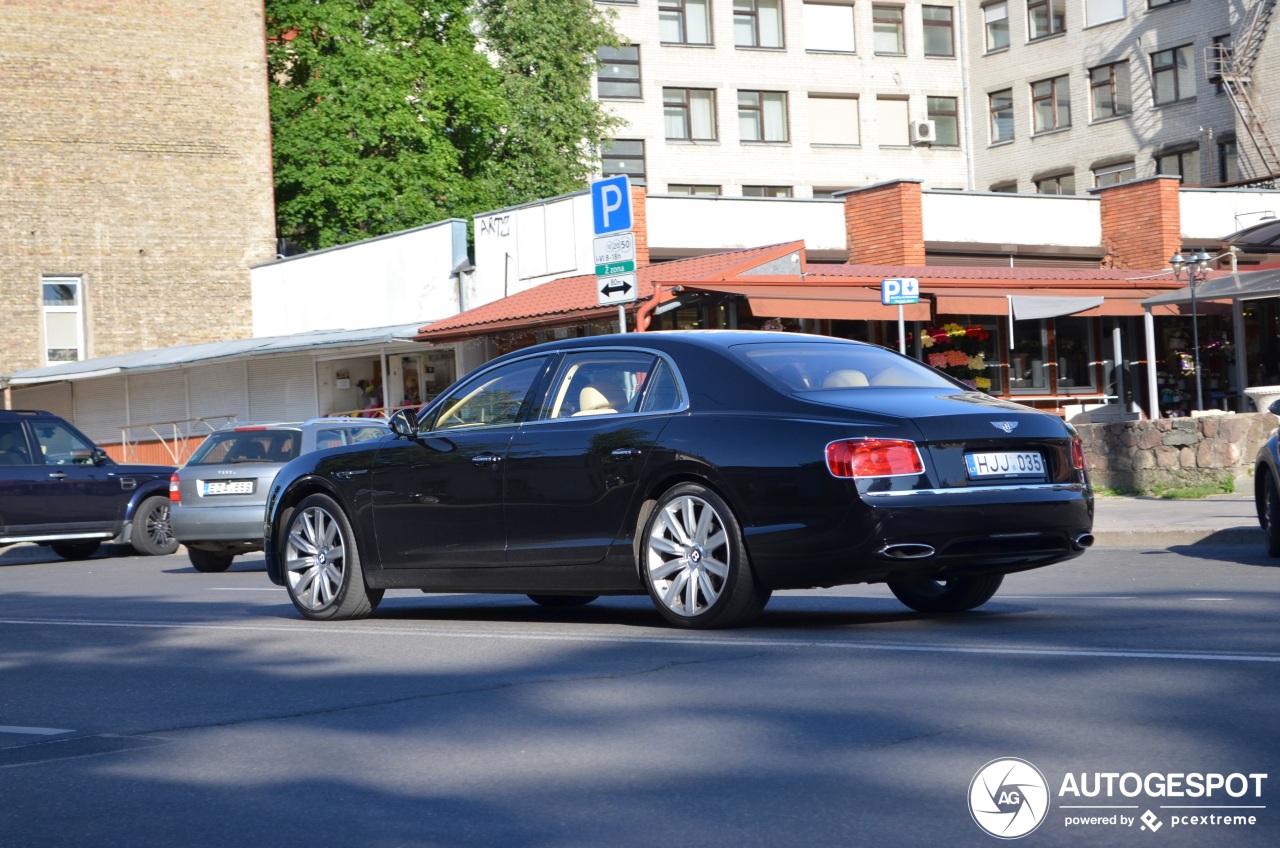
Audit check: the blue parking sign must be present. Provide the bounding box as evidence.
[591,175,633,236]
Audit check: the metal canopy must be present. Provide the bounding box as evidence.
[3,323,428,387]
[1139,266,1280,307]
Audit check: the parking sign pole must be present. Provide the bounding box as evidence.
[619,304,626,333]
[898,305,906,355]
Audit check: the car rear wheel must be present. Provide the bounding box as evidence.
[282,493,383,620]
[527,594,599,607]
[1262,475,1280,558]
[50,541,100,560]
[130,496,179,556]
[641,483,770,629]
[888,574,1004,613]
[188,548,235,573]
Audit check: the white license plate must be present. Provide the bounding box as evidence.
[200,480,255,496]
[965,451,1045,479]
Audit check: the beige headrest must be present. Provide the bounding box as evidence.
[823,369,869,388]
[574,385,617,416]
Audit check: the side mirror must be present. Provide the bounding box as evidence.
[1269,399,1280,416]
[388,407,419,439]
[92,447,111,466]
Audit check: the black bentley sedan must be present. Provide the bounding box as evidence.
[263,331,1094,629]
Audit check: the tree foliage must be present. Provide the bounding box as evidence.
[266,0,619,250]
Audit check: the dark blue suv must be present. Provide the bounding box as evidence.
[0,409,177,560]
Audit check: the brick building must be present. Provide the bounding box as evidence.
[0,0,276,375]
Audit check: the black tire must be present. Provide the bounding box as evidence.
[888,573,1004,613]
[280,493,383,620]
[1262,475,1280,558]
[188,548,235,573]
[130,496,179,556]
[50,541,101,560]
[527,594,599,608]
[640,483,770,629]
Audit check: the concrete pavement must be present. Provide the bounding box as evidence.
[1092,485,1262,548]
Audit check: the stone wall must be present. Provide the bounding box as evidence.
[1076,413,1277,492]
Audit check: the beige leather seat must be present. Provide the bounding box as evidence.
[822,369,869,388]
[573,383,626,416]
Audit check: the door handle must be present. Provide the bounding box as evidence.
[471,454,503,467]
[611,448,641,459]
[48,472,68,480]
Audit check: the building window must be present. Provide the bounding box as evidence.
[734,0,784,48]
[1148,0,1185,8]
[812,186,853,198]
[664,88,718,140]
[602,139,646,183]
[803,1,855,52]
[922,6,955,57]
[927,96,959,145]
[597,46,641,99]
[809,95,860,145]
[742,185,793,197]
[989,88,1014,142]
[1155,146,1201,186]
[876,97,910,145]
[660,0,712,45]
[1089,61,1131,120]
[1027,0,1065,40]
[1219,138,1239,183]
[1085,0,1125,26]
[1035,172,1075,194]
[1009,318,1096,394]
[1032,75,1070,132]
[1093,160,1135,187]
[668,184,721,195]
[43,276,84,364]
[991,181,1018,192]
[1152,45,1195,105]
[872,5,905,54]
[984,2,1009,52]
[739,91,789,142]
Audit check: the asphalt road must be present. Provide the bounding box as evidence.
[1,543,1277,847]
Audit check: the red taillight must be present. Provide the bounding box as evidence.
[169,472,181,503]
[1070,437,1086,471]
[826,439,924,478]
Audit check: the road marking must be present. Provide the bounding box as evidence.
[1187,598,1233,601]
[1002,595,1138,600]
[1,617,1278,664]
[0,726,73,736]
[205,588,282,591]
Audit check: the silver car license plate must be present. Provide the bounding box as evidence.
[201,480,255,496]
[965,451,1045,479]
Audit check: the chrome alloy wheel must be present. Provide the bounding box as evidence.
[646,494,730,617]
[285,505,347,611]
[144,502,174,549]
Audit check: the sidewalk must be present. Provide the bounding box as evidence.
[1092,489,1262,548]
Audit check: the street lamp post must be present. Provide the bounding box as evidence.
[1169,250,1213,412]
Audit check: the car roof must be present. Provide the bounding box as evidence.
[213,417,389,432]
[497,330,864,359]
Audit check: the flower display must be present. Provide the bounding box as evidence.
[914,323,992,392]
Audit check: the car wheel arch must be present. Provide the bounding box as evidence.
[631,470,749,578]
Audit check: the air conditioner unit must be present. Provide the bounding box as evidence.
[910,119,937,146]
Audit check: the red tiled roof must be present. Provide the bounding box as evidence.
[414,242,801,341]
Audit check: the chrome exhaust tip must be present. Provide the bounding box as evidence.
[878,543,937,560]
[1072,533,1095,550]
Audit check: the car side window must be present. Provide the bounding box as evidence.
[638,359,684,413]
[0,422,34,465]
[541,351,658,419]
[430,357,547,431]
[31,421,97,465]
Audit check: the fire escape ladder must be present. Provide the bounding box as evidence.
[1209,0,1280,180]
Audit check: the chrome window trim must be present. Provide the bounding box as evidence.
[862,483,1088,498]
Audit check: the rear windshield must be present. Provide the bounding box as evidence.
[735,342,959,391]
[187,430,301,465]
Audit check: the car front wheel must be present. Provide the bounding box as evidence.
[282,494,383,620]
[130,496,179,556]
[1261,475,1280,558]
[641,484,770,629]
[887,574,1004,613]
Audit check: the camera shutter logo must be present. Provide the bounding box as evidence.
[969,758,1050,839]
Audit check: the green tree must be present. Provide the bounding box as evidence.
[474,0,621,199]
[266,0,619,251]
